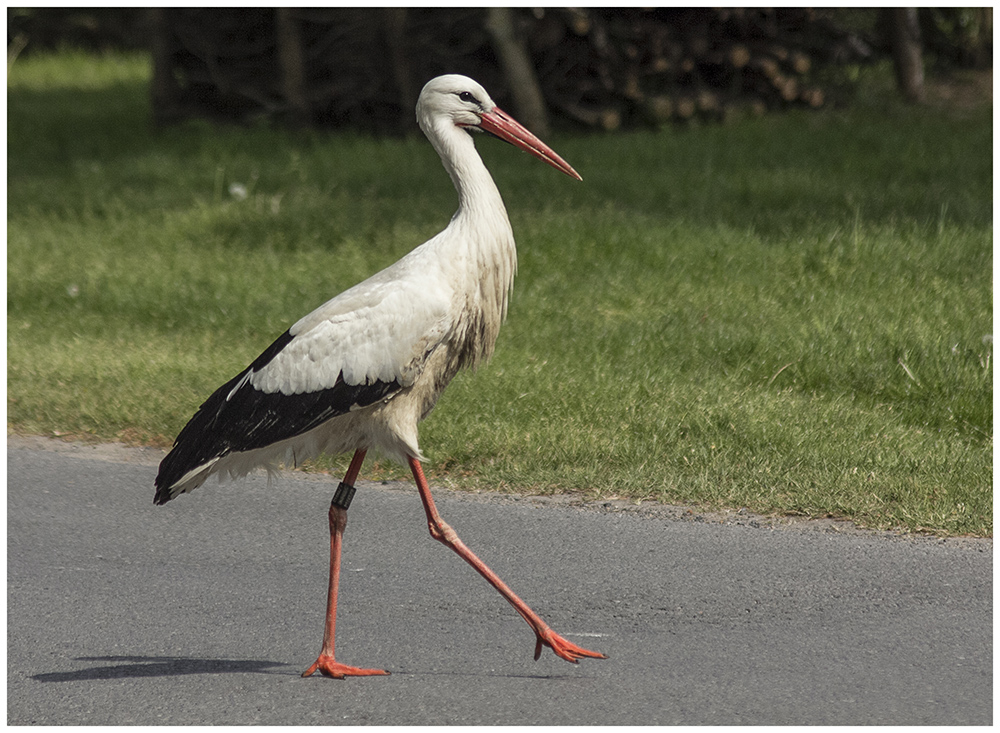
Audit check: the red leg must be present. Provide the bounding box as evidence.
[302,449,389,679]
[408,457,606,664]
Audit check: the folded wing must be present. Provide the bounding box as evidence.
[154,274,451,504]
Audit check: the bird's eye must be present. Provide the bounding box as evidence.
[458,91,479,105]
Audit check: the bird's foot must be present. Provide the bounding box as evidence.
[533,628,607,664]
[301,654,390,679]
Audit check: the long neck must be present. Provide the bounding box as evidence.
[435,125,509,228]
[426,121,517,369]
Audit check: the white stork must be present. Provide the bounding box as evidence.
[154,74,606,678]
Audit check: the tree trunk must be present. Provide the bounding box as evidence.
[148,8,180,125]
[382,8,416,131]
[885,8,925,103]
[973,8,992,68]
[485,7,550,136]
[276,8,309,127]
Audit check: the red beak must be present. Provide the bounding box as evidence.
[477,106,582,181]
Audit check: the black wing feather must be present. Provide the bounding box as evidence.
[154,329,400,504]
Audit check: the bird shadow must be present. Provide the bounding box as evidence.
[31,656,603,683]
[30,655,290,683]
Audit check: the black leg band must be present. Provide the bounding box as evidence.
[331,481,356,510]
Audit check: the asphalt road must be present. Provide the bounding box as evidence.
[7,437,992,725]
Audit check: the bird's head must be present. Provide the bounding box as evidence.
[417,74,581,181]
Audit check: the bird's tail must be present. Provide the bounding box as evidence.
[154,452,219,505]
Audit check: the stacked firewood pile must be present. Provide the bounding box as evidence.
[150,8,875,132]
[529,7,873,130]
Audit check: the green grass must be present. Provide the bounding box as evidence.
[8,51,992,536]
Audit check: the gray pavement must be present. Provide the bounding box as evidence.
[7,437,992,725]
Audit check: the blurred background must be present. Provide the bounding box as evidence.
[7,7,993,132]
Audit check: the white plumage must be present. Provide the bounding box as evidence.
[155,74,564,501]
[155,74,605,677]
